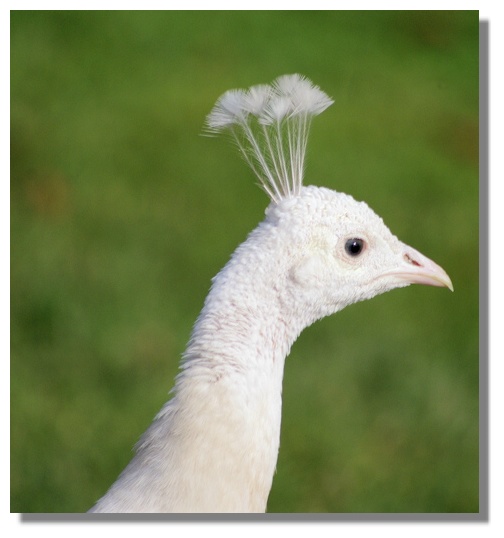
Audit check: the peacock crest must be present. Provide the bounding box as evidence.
[205,74,333,204]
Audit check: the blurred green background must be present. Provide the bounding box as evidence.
[11,11,479,513]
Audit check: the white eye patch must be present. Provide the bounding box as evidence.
[290,253,328,288]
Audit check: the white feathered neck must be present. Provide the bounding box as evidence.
[90,190,325,512]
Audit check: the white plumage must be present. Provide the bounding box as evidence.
[89,75,452,513]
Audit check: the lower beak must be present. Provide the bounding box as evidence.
[384,244,454,292]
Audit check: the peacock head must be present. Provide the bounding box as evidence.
[206,74,452,319]
[263,185,452,320]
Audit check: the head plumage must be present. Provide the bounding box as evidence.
[205,74,333,204]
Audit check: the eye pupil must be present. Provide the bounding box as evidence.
[345,238,364,256]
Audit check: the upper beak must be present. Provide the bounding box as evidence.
[384,244,454,292]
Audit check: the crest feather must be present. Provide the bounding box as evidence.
[205,74,333,203]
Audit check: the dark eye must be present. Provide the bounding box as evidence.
[345,238,365,257]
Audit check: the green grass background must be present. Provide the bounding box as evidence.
[11,10,479,513]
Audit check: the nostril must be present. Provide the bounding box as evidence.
[404,253,422,267]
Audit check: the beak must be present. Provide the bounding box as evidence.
[384,244,454,292]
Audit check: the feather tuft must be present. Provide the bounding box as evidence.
[206,89,248,129]
[205,74,333,203]
[243,84,272,115]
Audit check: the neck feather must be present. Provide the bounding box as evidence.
[91,220,303,513]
